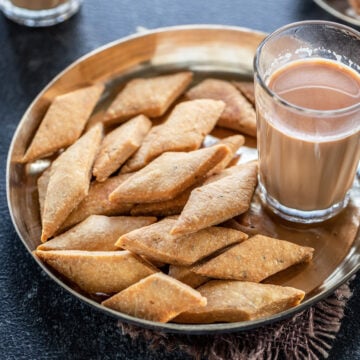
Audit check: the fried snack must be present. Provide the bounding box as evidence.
[103,72,193,125]
[121,99,225,173]
[219,218,252,234]
[110,145,230,203]
[130,186,192,217]
[208,135,245,175]
[37,215,157,251]
[141,256,166,269]
[37,167,51,222]
[168,265,209,288]
[127,135,243,217]
[60,173,133,231]
[130,143,245,217]
[102,273,207,322]
[116,217,248,266]
[171,161,258,236]
[193,235,314,282]
[137,165,253,221]
[41,124,103,242]
[93,115,152,182]
[35,249,159,293]
[203,163,251,185]
[186,79,256,136]
[23,84,104,163]
[174,280,305,323]
[232,81,255,105]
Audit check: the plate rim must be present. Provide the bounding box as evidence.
[6,24,360,334]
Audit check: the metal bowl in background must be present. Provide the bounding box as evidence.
[6,25,360,334]
[313,0,360,26]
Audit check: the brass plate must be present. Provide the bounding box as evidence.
[313,0,360,26]
[6,25,360,334]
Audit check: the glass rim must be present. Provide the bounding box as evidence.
[254,20,360,117]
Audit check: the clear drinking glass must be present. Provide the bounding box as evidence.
[1,0,82,26]
[254,21,360,223]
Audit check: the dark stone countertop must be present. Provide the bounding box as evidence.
[0,0,359,358]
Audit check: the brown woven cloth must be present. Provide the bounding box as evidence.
[118,279,353,360]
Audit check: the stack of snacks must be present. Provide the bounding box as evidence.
[21,71,314,324]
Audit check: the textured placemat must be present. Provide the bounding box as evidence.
[118,279,353,360]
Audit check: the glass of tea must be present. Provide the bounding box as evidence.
[254,21,360,223]
[1,0,82,26]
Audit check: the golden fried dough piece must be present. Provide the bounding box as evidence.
[174,280,305,323]
[186,79,256,136]
[110,145,230,203]
[141,256,166,269]
[41,124,103,242]
[35,249,158,294]
[130,184,195,217]
[204,161,258,185]
[130,149,241,217]
[103,72,193,125]
[117,217,248,266]
[60,173,133,231]
[130,151,242,216]
[102,273,207,322]
[38,215,157,251]
[168,265,209,288]
[37,167,52,222]
[208,135,245,175]
[171,161,258,236]
[23,84,104,162]
[232,81,255,105]
[121,99,225,173]
[93,115,152,182]
[193,235,314,282]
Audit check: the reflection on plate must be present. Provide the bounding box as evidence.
[6,25,360,334]
[313,0,360,26]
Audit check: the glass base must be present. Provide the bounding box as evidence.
[258,181,350,224]
[1,0,82,27]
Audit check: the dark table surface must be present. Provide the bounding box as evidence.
[1,1,359,359]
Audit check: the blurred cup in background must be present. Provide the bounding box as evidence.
[1,0,82,26]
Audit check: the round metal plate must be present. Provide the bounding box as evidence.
[6,25,360,334]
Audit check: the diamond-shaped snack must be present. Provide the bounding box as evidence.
[130,185,193,217]
[102,273,207,322]
[23,84,104,163]
[232,81,255,105]
[193,235,314,282]
[168,265,209,288]
[41,124,103,242]
[103,72,193,125]
[170,161,258,236]
[186,79,256,136]
[130,136,244,217]
[35,250,159,294]
[93,115,152,182]
[37,215,156,251]
[120,99,225,173]
[208,135,245,176]
[116,217,248,266]
[203,163,253,186]
[37,167,51,223]
[174,280,305,323]
[59,173,133,231]
[109,145,230,204]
